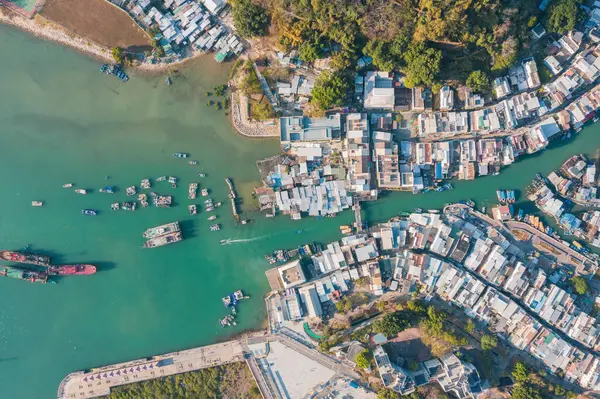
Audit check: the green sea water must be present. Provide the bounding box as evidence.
[2,24,600,398]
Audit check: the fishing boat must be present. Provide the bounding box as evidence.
[31,201,43,207]
[122,202,136,211]
[188,205,197,215]
[443,183,453,190]
[208,215,217,221]
[126,186,136,196]
[198,173,206,178]
[100,64,107,73]
[141,179,151,189]
[215,202,222,207]
[506,190,516,203]
[63,183,73,188]
[143,222,180,239]
[241,219,253,225]
[74,189,87,194]
[466,200,475,208]
[156,176,167,182]
[210,224,220,231]
[138,193,149,207]
[0,266,47,284]
[165,77,172,86]
[173,153,188,158]
[0,250,51,266]
[201,188,209,197]
[49,264,96,276]
[414,208,423,213]
[99,185,115,194]
[188,160,198,165]
[82,209,98,216]
[188,183,198,199]
[481,206,487,214]
[153,194,172,208]
[496,190,506,203]
[111,203,120,210]
[143,231,182,248]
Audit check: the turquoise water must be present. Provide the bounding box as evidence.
[1,24,600,398]
[8,0,37,12]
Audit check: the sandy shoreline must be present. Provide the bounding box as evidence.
[0,8,211,73]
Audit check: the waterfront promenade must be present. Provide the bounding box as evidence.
[58,331,360,399]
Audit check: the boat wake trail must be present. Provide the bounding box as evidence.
[221,235,268,245]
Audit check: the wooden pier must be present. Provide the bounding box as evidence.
[225,177,240,221]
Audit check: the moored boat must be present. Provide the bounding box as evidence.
[198,173,206,178]
[201,188,209,197]
[208,215,217,221]
[82,209,98,216]
[142,222,180,238]
[111,203,120,210]
[0,250,51,266]
[189,205,197,215]
[99,185,115,194]
[49,264,96,276]
[156,176,167,182]
[165,77,172,86]
[188,183,198,199]
[496,190,506,203]
[0,266,47,284]
[31,201,43,207]
[173,153,188,158]
[126,186,136,196]
[189,160,198,165]
[122,201,136,211]
[141,179,151,189]
[210,224,220,231]
[63,183,73,188]
[74,189,87,194]
[143,231,182,248]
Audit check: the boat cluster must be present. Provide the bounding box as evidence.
[100,64,129,82]
[219,290,248,328]
[264,249,297,265]
[497,189,516,204]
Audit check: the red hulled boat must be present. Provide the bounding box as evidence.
[49,264,96,276]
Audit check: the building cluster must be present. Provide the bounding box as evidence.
[264,205,600,391]
[529,154,600,245]
[374,346,481,399]
[114,0,241,62]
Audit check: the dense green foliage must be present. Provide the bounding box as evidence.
[546,0,582,34]
[241,62,262,96]
[512,361,530,383]
[570,276,588,295]
[311,72,349,110]
[403,42,442,88]
[480,334,498,351]
[377,388,399,399]
[106,363,257,399]
[466,70,490,93]
[261,0,540,83]
[232,0,270,37]
[372,311,410,337]
[511,384,542,399]
[355,348,371,369]
[465,319,475,334]
[111,47,125,65]
[298,41,323,63]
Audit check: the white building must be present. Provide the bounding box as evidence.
[364,72,395,110]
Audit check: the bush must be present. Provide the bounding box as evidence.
[512,361,530,383]
[480,334,498,351]
[311,71,349,110]
[466,70,490,93]
[570,276,588,295]
[111,47,125,65]
[372,312,410,338]
[355,349,371,369]
[546,0,582,34]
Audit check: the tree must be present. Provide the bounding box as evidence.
[373,311,410,337]
[511,383,542,399]
[232,0,270,38]
[546,0,582,34]
[111,47,125,65]
[311,72,349,111]
[465,319,475,334]
[466,70,490,93]
[570,276,588,295]
[376,301,386,312]
[298,41,322,63]
[512,361,530,383]
[355,349,371,369]
[377,388,399,399]
[363,39,395,71]
[403,42,442,88]
[480,334,498,351]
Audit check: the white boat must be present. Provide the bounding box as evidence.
[198,173,206,178]
[208,215,217,221]
[201,188,209,196]
[63,183,73,188]
[31,201,43,207]
[74,189,87,194]
[188,205,197,215]
[210,224,220,231]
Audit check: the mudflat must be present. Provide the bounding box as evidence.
[40,0,151,50]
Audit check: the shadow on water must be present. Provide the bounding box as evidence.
[91,261,116,273]
[179,219,199,239]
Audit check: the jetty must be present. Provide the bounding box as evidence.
[225,178,240,222]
